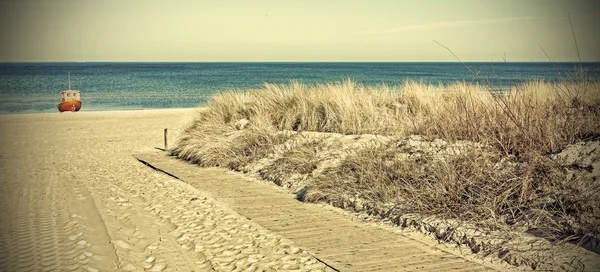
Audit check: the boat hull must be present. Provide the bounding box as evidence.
[57,100,82,112]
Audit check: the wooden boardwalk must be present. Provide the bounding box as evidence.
[134,151,502,272]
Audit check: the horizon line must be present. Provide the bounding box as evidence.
[1,61,597,64]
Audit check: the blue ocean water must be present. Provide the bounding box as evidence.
[0,62,598,114]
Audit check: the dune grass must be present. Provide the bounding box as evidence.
[178,79,599,156]
[173,78,600,250]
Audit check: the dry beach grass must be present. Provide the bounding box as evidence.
[174,77,600,269]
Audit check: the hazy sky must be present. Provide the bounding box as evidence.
[1,0,599,62]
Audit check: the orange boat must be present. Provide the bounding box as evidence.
[57,73,82,112]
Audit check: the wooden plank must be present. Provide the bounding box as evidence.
[133,152,499,272]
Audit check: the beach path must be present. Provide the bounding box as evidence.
[134,151,507,272]
[0,109,333,272]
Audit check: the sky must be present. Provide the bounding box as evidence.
[0,0,599,62]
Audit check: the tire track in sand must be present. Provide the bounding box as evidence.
[0,170,118,272]
[0,130,120,272]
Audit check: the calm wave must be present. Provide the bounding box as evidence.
[0,62,598,113]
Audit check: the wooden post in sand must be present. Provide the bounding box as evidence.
[164,128,168,150]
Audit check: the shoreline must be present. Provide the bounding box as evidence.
[0,107,201,116]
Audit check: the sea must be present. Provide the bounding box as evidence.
[0,62,598,114]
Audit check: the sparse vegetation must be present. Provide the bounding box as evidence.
[173,78,600,269]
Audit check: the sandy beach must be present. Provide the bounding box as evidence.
[1,107,597,271]
[0,109,330,271]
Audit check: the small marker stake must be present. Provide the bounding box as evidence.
[164,128,168,150]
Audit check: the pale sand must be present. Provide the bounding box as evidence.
[0,109,329,272]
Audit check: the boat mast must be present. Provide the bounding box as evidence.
[68,72,71,90]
